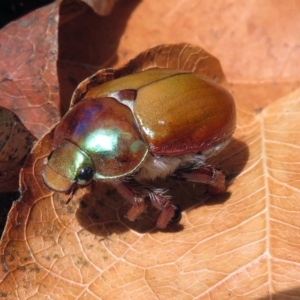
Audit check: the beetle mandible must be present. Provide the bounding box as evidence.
[42,68,236,228]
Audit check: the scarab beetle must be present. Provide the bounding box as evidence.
[42,68,236,228]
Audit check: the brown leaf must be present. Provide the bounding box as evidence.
[0,2,61,139]
[1,0,300,299]
[0,107,36,193]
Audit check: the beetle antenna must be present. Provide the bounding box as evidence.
[65,184,78,204]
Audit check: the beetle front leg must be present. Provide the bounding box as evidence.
[112,179,148,222]
[170,165,227,194]
[112,179,178,228]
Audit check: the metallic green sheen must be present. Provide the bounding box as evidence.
[83,128,119,156]
[48,140,94,180]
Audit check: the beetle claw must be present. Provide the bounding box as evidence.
[170,205,182,223]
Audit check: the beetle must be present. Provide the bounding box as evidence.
[42,68,236,228]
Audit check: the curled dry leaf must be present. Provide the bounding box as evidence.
[1,0,300,299]
[0,107,36,193]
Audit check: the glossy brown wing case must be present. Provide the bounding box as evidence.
[85,68,236,155]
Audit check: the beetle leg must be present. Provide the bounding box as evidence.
[170,165,227,194]
[112,179,177,228]
[112,179,148,221]
[147,189,178,229]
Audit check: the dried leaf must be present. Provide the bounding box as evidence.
[1,0,300,299]
[0,2,61,139]
[0,107,36,193]
[2,87,300,298]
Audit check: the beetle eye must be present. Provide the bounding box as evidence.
[76,167,94,185]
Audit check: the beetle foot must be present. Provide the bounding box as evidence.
[112,179,149,221]
[148,189,176,228]
[112,179,176,228]
[126,201,147,222]
[206,170,227,194]
[170,165,228,194]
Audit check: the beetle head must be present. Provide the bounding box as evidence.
[42,140,95,194]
